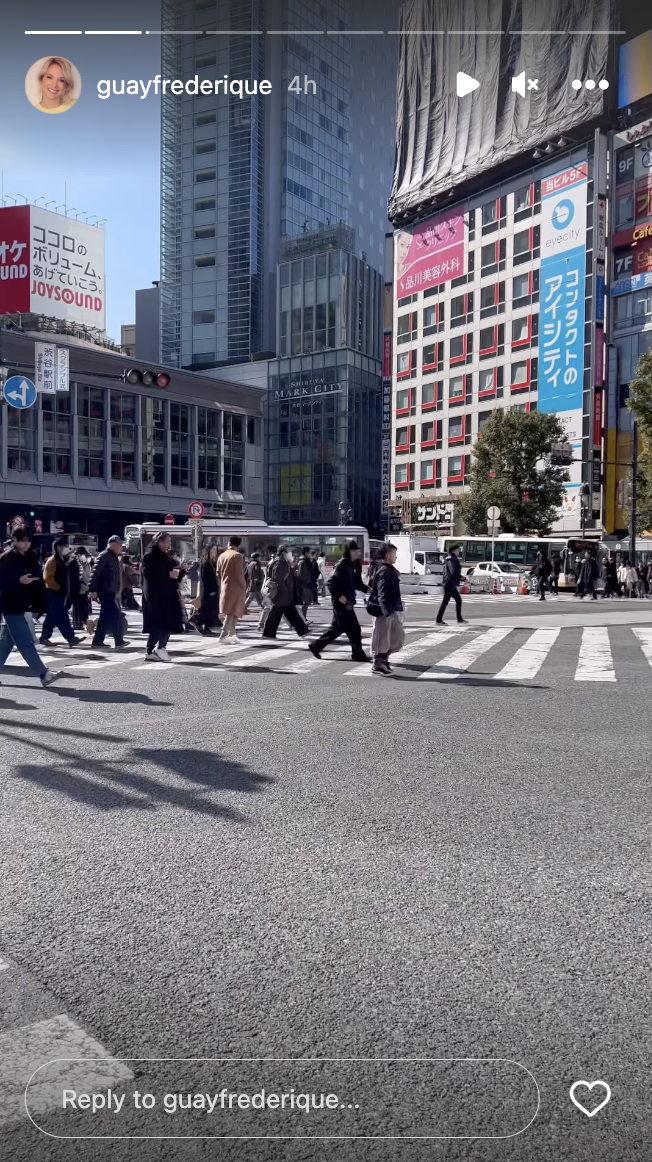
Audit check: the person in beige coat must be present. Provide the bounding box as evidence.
[217,536,247,641]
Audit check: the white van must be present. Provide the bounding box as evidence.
[389,535,444,581]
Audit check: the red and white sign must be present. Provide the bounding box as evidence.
[593,389,603,449]
[541,163,588,198]
[164,514,175,526]
[0,205,105,329]
[394,210,465,299]
[188,501,204,519]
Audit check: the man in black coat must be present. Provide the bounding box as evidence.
[530,551,553,601]
[141,532,184,661]
[0,527,63,687]
[576,551,599,600]
[90,536,128,650]
[309,540,370,661]
[436,544,467,625]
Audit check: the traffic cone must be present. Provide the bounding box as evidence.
[493,578,499,595]
[461,580,470,594]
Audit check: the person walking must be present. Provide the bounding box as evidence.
[636,563,648,599]
[217,535,248,641]
[245,552,265,613]
[296,546,316,622]
[530,551,553,601]
[0,528,63,687]
[309,540,370,661]
[576,551,599,600]
[41,538,84,646]
[89,536,129,650]
[316,552,327,597]
[191,545,221,635]
[436,543,467,625]
[367,543,404,675]
[120,554,140,611]
[625,560,638,598]
[261,545,310,641]
[141,532,184,661]
[68,548,93,632]
[601,554,618,599]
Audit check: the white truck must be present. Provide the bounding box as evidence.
[388,534,444,580]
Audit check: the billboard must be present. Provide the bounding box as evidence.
[618,30,652,109]
[0,205,105,329]
[389,0,614,217]
[394,212,465,299]
[539,164,588,517]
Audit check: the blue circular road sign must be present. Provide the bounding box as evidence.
[4,376,37,409]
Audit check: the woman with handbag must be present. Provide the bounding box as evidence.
[366,543,405,675]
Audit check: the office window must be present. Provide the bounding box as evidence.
[194,110,216,127]
[42,394,71,475]
[196,53,217,70]
[195,254,215,268]
[512,272,530,301]
[194,226,215,240]
[448,455,463,477]
[449,376,464,400]
[479,368,495,394]
[77,385,105,478]
[170,402,193,487]
[193,309,216,324]
[397,351,410,374]
[141,397,166,485]
[478,409,494,434]
[7,408,36,472]
[422,381,438,408]
[512,361,529,386]
[195,168,216,184]
[194,196,216,212]
[512,316,530,343]
[395,463,408,485]
[396,388,409,411]
[223,412,245,493]
[110,392,136,481]
[198,406,220,491]
[448,416,463,441]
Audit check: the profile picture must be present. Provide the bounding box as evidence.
[25,56,81,115]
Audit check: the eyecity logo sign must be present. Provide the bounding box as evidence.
[551,199,575,230]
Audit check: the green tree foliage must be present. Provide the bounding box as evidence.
[628,347,652,533]
[458,410,569,535]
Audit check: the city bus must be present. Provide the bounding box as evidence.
[123,522,370,571]
[439,534,609,590]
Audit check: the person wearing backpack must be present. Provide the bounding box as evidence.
[309,540,370,662]
[436,543,467,626]
[367,543,404,675]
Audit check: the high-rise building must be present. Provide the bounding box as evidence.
[160,0,402,371]
[159,0,403,528]
[388,0,617,539]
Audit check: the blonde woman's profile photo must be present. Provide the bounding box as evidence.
[25,57,81,114]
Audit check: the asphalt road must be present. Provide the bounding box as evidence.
[1,592,651,1161]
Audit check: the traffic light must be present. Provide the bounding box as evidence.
[121,369,171,388]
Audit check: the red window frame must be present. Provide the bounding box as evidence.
[512,314,532,349]
[422,342,442,372]
[447,413,466,445]
[395,423,413,453]
[421,380,441,411]
[510,357,533,393]
[449,374,466,406]
[479,324,499,357]
[420,457,440,487]
[479,367,497,399]
[397,349,416,379]
[394,461,412,490]
[395,387,412,416]
[447,454,465,484]
[449,333,471,365]
[421,418,441,450]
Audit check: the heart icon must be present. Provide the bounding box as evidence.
[569,1080,612,1118]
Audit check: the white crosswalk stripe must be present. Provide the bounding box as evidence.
[575,626,616,682]
[633,627,652,667]
[344,628,469,677]
[419,627,513,680]
[493,627,561,681]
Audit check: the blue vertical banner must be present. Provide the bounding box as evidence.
[539,164,588,524]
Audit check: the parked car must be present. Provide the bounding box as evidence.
[465,561,529,590]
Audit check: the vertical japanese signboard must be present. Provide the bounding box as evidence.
[35,342,56,393]
[56,346,69,391]
[539,163,588,520]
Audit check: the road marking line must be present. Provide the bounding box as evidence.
[419,627,513,680]
[633,627,652,666]
[217,647,298,669]
[575,626,616,681]
[0,1013,132,1127]
[343,628,468,676]
[493,627,561,680]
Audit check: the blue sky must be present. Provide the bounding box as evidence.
[2,0,162,342]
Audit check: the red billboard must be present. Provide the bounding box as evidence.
[0,205,30,315]
[383,333,393,379]
[394,212,465,299]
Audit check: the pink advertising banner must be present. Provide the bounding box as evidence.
[394,212,466,300]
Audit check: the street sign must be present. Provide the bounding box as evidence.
[4,376,37,409]
[188,501,204,519]
[487,520,501,535]
[35,343,56,394]
[164,514,175,526]
[56,346,69,392]
[487,505,501,520]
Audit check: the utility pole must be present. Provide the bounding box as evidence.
[630,420,638,564]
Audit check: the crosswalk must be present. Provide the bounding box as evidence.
[4,619,652,685]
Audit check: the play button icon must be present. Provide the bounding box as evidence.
[456,71,480,97]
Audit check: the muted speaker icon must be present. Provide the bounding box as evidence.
[512,72,526,97]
